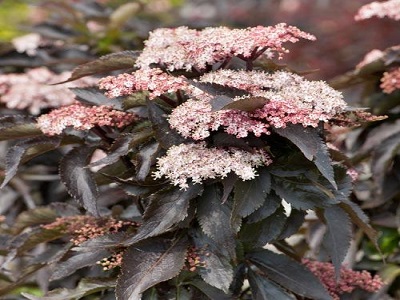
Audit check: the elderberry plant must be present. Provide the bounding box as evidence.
[0,23,384,299]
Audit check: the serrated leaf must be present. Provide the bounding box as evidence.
[232,168,271,219]
[322,205,352,280]
[136,141,161,181]
[17,228,66,254]
[275,124,336,189]
[239,206,287,247]
[360,119,400,153]
[60,147,99,216]
[147,100,186,149]
[116,237,188,300]
[190,279,232,300]
[221,173,238,203]
[197,184,236,259]
[222,96,268,112]
[122,185,203,246]
[247,191,281,224]
[192,229,233,293]
[61,51,139,83]
[0,123,42,141]
[1,136,61,189]
[248,269,295,300]
[277,209,306,240]
[248,249,331,299]
[22,277,115,300]
[70,87,123,109]
[50,250,109,281]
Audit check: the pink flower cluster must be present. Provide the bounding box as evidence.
[135,24,316,71]
[303,259,384,300]
[380,67,400,94]
[0,67,97,114]
[169,70,346,139]
[355,0,400,21]
[153,142,272,189]
[99,68,188,99]
[37,103,137,135]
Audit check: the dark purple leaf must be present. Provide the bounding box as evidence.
[136,141,161,181]
[322,205,352,280]
[1,136,61,189]
[122,185,203,246]
[277,209,306,240]
[222,96,268,112]
[197,184,236,259]
[70,87,123,109]
[50,250,109,281]
[247,191,281,224]
[190,279,232,300]
[61,51,140,83]
[248,249,331,299]
[147,100,186,149]
[275,124,336,189]
[116,237,188,300]
[232,168,271,219]
[60,147,99,216]
[221,173,238,203]
[0,115,42,141]
[13,207,57,233]
[248,269,295,300]
[192,229,233,293]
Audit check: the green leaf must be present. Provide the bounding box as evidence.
[147,100,186,149]
[116,237,188,300]
[1,136,61,189]
[122,185,203,246]
[70,87,123,109]
[248,268,295,300]
[239,206,287,247]
[232,168,271,219]
[197,184,236,259]
[248,249,331,300]
[322,205,352,280]
[59,147,99,216]
[247,191,281,224]
[136,141,161,181]
[50,250,109,281]
[274,124,336,189]
[189,279,232,300]
[61,51,140,83]
[13,207,57,234]
[0,122,42,141]
[22,277,115,300]
[192,230,233,293]
[222,96,268,112]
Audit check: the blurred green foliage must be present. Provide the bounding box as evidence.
[0,0,30,41]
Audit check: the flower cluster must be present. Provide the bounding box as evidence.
[153,142,272,189]
[355,0,400,21]
[42,215,137,246]
[0,67,97,114]
[36,103,137,135]
[135,24,316,71]
[97,251,124,271]
[303,259,384,300]
[184,246,207,272]
[169,70,347,139]
[99,68,188,99]
[380,67,400,94]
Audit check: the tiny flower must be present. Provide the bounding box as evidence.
[153,142,272,189]
[36,103,137,135]
[355,0,400,21]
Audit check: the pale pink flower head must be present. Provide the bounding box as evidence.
[36,103,137,135]
[380,67,400,93]
[153,142,272,189]
[135,24,315,71]
[303,259,384,300]
[98,68,188,99]
[356,49,384,69]
[12,33,41,56]
[0,67,98,114]
[355,0,400,21]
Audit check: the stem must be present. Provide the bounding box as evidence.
[218,57,232,70]
[246,59,253,71]
[176,89,184,105]
[158,94,176,107]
